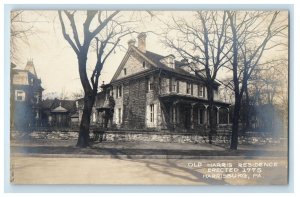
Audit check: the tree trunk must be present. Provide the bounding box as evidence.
[230,96,241,150]
[206,83,216,144]
[244,83,250,131]
[76,93,95,148]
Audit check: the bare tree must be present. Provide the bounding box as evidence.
[58,10,133,147]
[163,11,231,143]
[71,89,84,100]
[227,11,288,149]
[10,11,48,63]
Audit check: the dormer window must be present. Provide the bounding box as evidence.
[160,54,175,69]
[123,68,127,75]
[168,58,175,69]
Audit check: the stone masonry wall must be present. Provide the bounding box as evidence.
[12,130,287,145]
[116,50,150,80]
[124,78,147,129]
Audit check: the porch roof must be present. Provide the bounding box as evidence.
[159,94,231,108]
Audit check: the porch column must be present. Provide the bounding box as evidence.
[191,103,196,129]
[204,104,208,126]
[227,107,230,125]
[216,106,220,126]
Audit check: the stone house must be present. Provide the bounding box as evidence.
[101,33,231,132]
[11,60,44,130]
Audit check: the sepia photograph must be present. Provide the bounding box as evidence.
[9,9,289,185]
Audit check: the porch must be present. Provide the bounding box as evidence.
[159,94,231,132]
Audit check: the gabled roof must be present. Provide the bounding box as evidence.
[111,46,220,86]
[42,98,76,113]
[24,60,37,76]
[51,105,68,113]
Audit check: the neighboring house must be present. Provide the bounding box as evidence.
[101,33,231,132]
[41,98,77,127]
[11,60,44,130]
[77,91,107,127]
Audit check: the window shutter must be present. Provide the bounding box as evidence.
[186,82,188,94]
[203,86,206,97]
[176,80,179,93]
[191,83,193,95]
[169,78,172,92]
[154,104,157,126]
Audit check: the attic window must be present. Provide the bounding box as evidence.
[123,68,127,75]
[143,61,146,68]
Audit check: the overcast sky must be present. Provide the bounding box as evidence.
[11,10,288,100]
[12,11,169,99]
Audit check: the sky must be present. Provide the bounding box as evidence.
[12,11,176,99]
[11,10,288,100]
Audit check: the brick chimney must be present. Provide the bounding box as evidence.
[137,32,147,53]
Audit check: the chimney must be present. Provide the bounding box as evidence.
[181,58,189,64]
[127,39,136,48]
[137,32,147,53]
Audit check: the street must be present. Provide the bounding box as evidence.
[10,156,288,185]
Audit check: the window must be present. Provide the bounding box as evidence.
[150,104,154,123]
[30,78,34,86]
[148,78,154,91]
[186,82,192,94]
[170,78,179,93]
[123,68,127,75]
[34,93,40,104]
[172,81,176,92]
[198,85,204,97]
[214,89,218,99]
[15,90,25,101]
[169,78,179,93]
[118,108,122,124]
[143,61,146,68]
[116,85,122,98]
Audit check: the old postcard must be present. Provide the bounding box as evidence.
[10,10,289,185]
